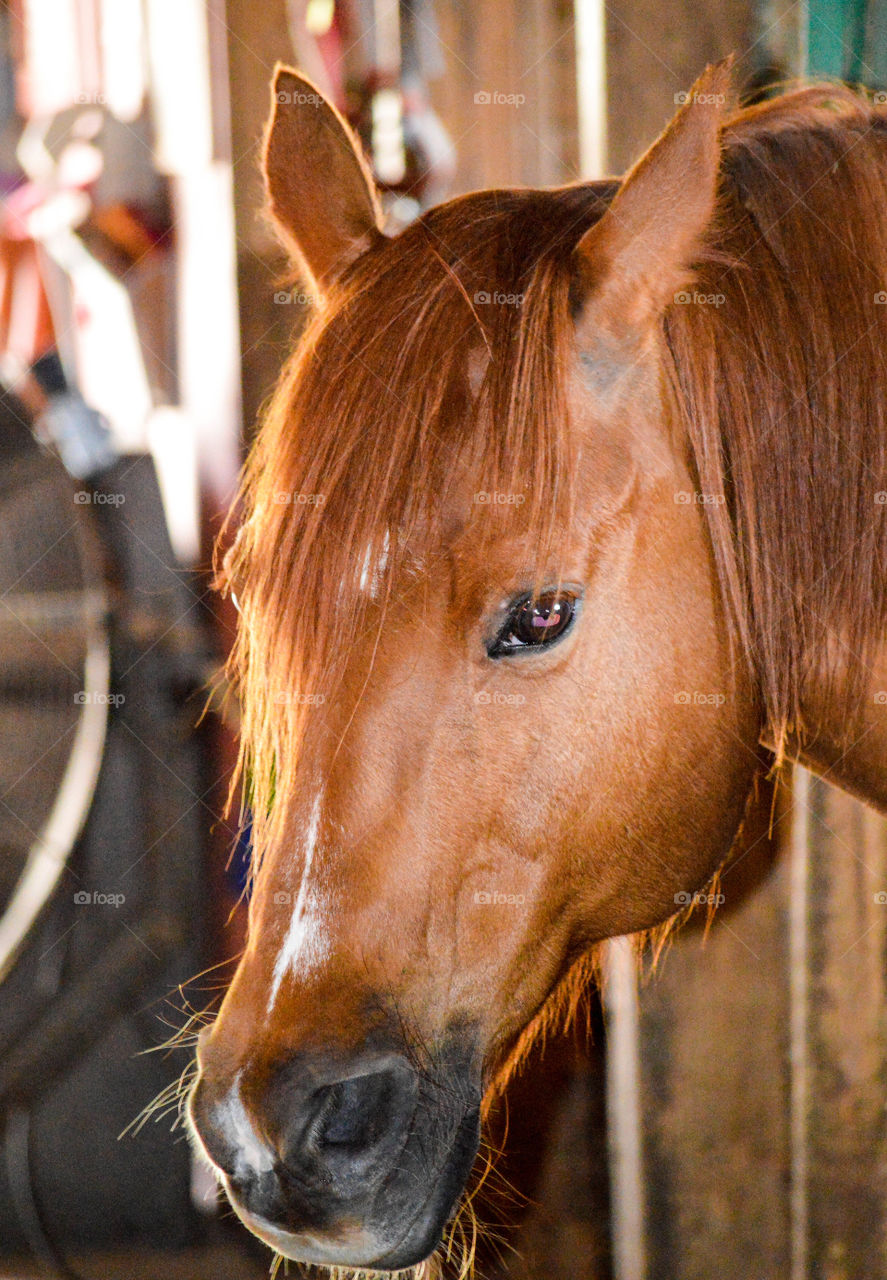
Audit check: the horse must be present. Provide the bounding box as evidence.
[188,57,887,1271]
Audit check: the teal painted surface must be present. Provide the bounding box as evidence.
[806,0,887,84]
[808,0,856,76]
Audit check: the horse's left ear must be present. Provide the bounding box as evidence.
[263,64,383,290]
[575,58,734,333]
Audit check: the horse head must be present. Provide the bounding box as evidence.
[189,59,767,1270]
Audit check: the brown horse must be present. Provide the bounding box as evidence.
[189,59,887,1270]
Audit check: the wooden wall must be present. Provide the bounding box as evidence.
[432,0,579,191]
[612,772,887,1280]
[220,0,296,444]
[431,0,757,189]
[220,0,762,441]
[604,0,755,172]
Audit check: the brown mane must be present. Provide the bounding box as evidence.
[223,183,615,849]
[668,84,887,756]
[223,83,887,852]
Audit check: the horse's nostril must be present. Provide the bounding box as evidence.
[312,1069,399,1153]
[269,1059,416,1187]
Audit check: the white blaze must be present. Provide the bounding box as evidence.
[216,1071,274,1177]
[358,530,390,596]
[267,791,327,1013]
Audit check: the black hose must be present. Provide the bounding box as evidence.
[4,1106,86,1279]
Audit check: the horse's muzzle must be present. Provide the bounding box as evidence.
[188,1045,481,1269]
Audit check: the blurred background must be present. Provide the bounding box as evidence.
[0,2,886,1279]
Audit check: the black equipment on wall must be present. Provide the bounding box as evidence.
[0,389,211,1262]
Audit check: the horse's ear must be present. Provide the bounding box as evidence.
[575,58,734,334]
[263,65,383,290]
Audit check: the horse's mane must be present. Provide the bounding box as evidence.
[668,83,887,757]
[224,82,887,846]
[223,183,612,846]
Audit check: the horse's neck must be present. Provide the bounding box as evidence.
[717,118,887,814]
[772,643,887,812]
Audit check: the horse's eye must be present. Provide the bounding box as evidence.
[488,589,579,657]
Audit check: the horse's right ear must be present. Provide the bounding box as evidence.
[575,58,733,336]
[263,65,383,291]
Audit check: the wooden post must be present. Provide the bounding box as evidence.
[219,0,293,443]
[575,0,607,177]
